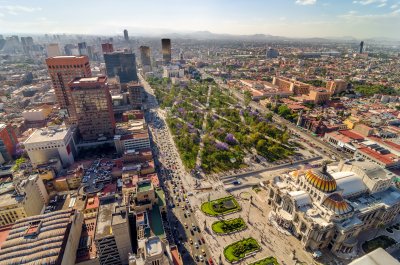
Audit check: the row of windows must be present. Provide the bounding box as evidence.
[49,64,85,69]
[27,145,64,151]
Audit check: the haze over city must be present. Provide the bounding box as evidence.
[1,0,400,39]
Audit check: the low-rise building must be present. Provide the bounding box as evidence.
[24,126,77,168]
[0,175,49,226]
[265,161,400,259]
[0,209,83,265]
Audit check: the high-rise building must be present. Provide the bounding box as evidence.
[87,45,94,60]
[102,43,114,53]
[20,36,34,54]
[161,38,171,65]
[104,51,138,83]
[46,43,61,57]
[78,42,88,56]
[124,29,129,41]
[69,76,116,141]
[45,56,92,121]
[0,209,83,265]
[0,123,18,160]
[359,41,364,54]
[95,199,132,265]
[139,46,151,66]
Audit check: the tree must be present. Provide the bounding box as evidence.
[243,90,252,106]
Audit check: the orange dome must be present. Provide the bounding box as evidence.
[322,193,353,215]
[305,169,337,193]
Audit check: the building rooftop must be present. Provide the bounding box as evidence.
[0,209,76,265]
[146,236,163,257]
[24,126,70,144]
[138,182,152,192]
[0,191,24,208]
[348,247,399,265]
[95,200,117,239]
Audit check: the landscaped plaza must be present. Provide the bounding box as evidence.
[148,77,294,174]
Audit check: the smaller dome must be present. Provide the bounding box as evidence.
[322,193,353,215]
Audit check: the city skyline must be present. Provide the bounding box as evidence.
[0,0,400,39]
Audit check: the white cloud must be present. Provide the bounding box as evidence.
[295,0,317,5]
[353,0,387,5]
[0,5,42,15]
[391,4,399,9]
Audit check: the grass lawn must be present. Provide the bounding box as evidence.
[211,217,247,234]
[362,235,396,253]
[201,196,241,216]
[249,257,280,265]
[223,237,260,262]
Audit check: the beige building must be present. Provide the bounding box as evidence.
[265,161,400,259]
[326,79,348,95]
[272,76,310,95]
[0,209,83,265]
[308,89,331,105]
[0,174,49,226]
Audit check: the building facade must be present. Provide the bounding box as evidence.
[0,209,83,265]
[0,175,49,226]
[104,52,138,84]
[69,76,116,141]
[45,56,92,122]
[0,123,18,160]
[102,43,114,54]
[265,161,400,259]
[161,39,171,65]
[24,126,77,167]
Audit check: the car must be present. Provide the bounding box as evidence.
[194,242,199,249]
[189,238,193,244]
[195,255,200,262]
[184,213,187,218]
[184,223,188,228]
[199,255,204,262]
[202,249,206,255]
[192,223,195,229]
[198,239,202,245]
[232,180,241,185]
[190,229,194,236]
[201,237,205,244]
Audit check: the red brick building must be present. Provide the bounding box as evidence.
[0,124,18,160]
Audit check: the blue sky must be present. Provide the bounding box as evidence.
[0,0,399,38]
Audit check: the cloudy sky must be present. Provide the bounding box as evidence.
[0,0,399,38]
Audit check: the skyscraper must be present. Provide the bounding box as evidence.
[139,46,151,66]
[101,43,114,53]
[78,42,88,56]
[123,29,129,41]
[69,76,115,141]
[161,38,171,65]
[359,41,364,54]
[47,43,61,57]
[45,56,92,122]
[20,37,34,54]
[104,51,138,83]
